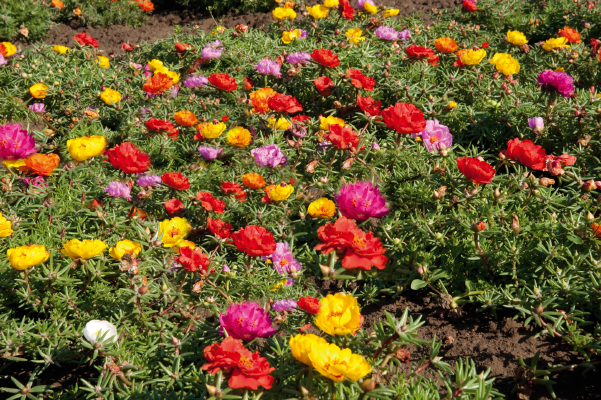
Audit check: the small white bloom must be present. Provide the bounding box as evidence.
[83,320,118,345]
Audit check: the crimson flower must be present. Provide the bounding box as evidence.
[339,0,355,20]
[74,32,98,47]
[207,217,233,240]
[162,172,190,190]
[324,124,359,150]
[267,93,303,113]
[196,191,226,214]
[357,95,382,116]
[314,76,335,96]
[382,103,426,134]
[501,138,547,170]
[145,118,179,139]
[208,73,237,91]
[346,69,375,91]
[164,199,184,216]
[232,225,276,257]
[175,247,210,273]
[405,45,439,65]
[221,182,247,201]
[311,49,340,68]
[457,157,495,184]
[106,142,150,174]
[297,296,320,314]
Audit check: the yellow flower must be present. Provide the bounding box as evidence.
[161,68,180,84]
[267,117,290,130]
[212,26,226,35]
[309,342,372,382]
[490,53,520,75]
[364,2,378,14]
[202,122,227,139]
[383,8,399,17]
[66,135,107,161]
[30,83,48,99]
[173,240,195,251]
[506,30,528,46]
[100,88,121,105]
[306,4,329,19]
[448,101,457,109]
[319,115,345,130]
[290,334,328,366]
[324,0,339,7]
[269,185,294,201]
[270,278,288,291]
[159,217,192,248]
[314,293,362,335]
[308,198,336,219]
[226,126,252,148]
[1,42,17,57]
[109,240,142,260]
[554,67,565,72]
[147,59,164,72]
[61,239,107,260]
[7,245,49,271]
[52,45,69,54]
[96,56,110,69]
[461,48,486,65]
[282,31,298,44]
[346,28,365,45]
[272,7,296,20]
[0,212,13,237]
[3,159,26,169]
[543,37,569,51]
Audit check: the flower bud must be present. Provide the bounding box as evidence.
[206,385,218,396]
[360,379,376,392]
[494,188,501,198]
[171,336,181,346]
[535,303,544,315]
[511,214,520,232]
[582,180,596,193]
[472,221,486,232]
[586,212,595,222]
[434,232,443,241]
[319,264,330,277]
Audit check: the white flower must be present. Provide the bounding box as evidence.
[83,320,118,345]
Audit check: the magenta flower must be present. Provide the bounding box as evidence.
[398,29,411,41]
[355,0,376,9]
[0,123,36,160]
[254,59,281,77]
[286,52,312,64]
[528,117,544,131]
[184,75,208,88]
[219,302,278,340]
[335,182,389,221]
[262,242,302,275]
[104,181,132,200]
[198,145,223,160]
[375,26,399,41]
[202,40,223,60]
[29,103,45,113]
[372,142,380,150]
[537,70,575,98]
[251,144,288,168]
[272,300,297,312]
[136,174,161,187]
[418,120,453,153]
[22,176,46,188]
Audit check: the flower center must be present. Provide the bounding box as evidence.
[429,136,439,144]
[238,354,253,369]
[353,234,366,248]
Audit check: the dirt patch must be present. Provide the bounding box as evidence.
[35,0,462,55]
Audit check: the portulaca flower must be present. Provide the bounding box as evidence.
[83,320,118,346]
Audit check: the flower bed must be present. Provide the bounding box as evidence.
[1,0,601,398]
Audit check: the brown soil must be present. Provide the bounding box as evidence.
[313,278,601,400]
[38,0,461,55]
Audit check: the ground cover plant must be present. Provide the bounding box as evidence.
[1,0,601,398]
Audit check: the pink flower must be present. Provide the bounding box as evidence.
[537,70,575,98]
[417,120,453,153]
[0,123,36,160]
[335,182,389,222]
[219,302,278,341]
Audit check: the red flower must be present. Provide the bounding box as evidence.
[145,118,179,139]
[311,49,340,68]
[357,95,382,116]
[121,43,134,51]
[201,337,275,391]
[339,0,355,20]
[208,73,237,91]
[74,32,98,48]
[267,93,303,113]
[243,77,254,91]
[232,225,276,257]
[591,38,600,56]
[501,138,547,170]
[463,0,477,12]
[405,45,439,65]
[297,296,320,314]
[314,217,388,270]
[346,69,375,91]
[106,142,150,174]
[222,115,229,122]
[545,153,577,175]
[314,76,335,96]
[207,217,233,240]
[175,42,194,53]
[482,42,489,49]
[162,172,190,190]
[196,191,226,214]
[221,182,247,201]
[456,157,495,184]
[292,115,310,125]
[164,198,184,216]
[175,246,210,273]
[381,103,426,134]
[142,72,174,95]
[324,124,359,150]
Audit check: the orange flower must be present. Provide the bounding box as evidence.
[51,0,64,8]
[250,87,277,114]
[131,207,148,219]
[242,173,266,189]
[434,37,458,54]
[21,153,60,176]
[142,72,174,95]
[137,0,154,11]
[558,26,581,43]
[174,111,198,127]
[73,7,82,15]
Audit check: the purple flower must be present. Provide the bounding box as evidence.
[262,242,302,275]
[198,145,223,160]
[272,300,297,312]
[286,52,312,64]
[22,176,46,188]
[29,103,45,113]
[296,29,308,38]
[169,85,179,98]
[285,278,295,286]
[375,26,399,41]
[419,120,453,153]
[104,181,132,200]
[286,122,307,138]
[254,59,281,77]
[398,29,411,41]
[251,144,288,168]
[528,117,544,131]
[537,70,575,98]
[202,40,223,60]
[136,174,161,187]
[218,302,278,340]
[355,0,375,8]
[184,75,208,88]
[335,182,389,221]
[0,123,36,160]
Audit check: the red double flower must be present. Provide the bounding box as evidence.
[207,217,233,240]
[457,157,495,184]
[164,199,184,216]
[297,296,320,314]
[311,49,340,68]
[324,124,359,151]
[145,118,179,139]
[381,102,426,134]
[208,73,237,91]
[314,76,335,96]
[162,172,190,190]
[501,138,547,170]
[175,247,210,273]
[405,45,439,65]
[106,142,150,174]
[339,0,355,20]
[232,225,276,257]
[196,191,226,214]
[74,32,98,48]
[267,93,303,114]
[221,182,247,201]
[346,69,375,91]
[357,95,382,116]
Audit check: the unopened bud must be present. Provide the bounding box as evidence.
[472,221,486,232]
[539,177,555,186]
[494,188,501,198]
[586,211,595,222]
[319,264,330,277]
[206,385,218,396]
[535,303,544,315]
[171,336,181,346]
[511,214,520,232]
[360,379,376,392]
[434,232,443,241]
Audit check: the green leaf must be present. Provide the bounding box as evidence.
[411,279,428,290]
